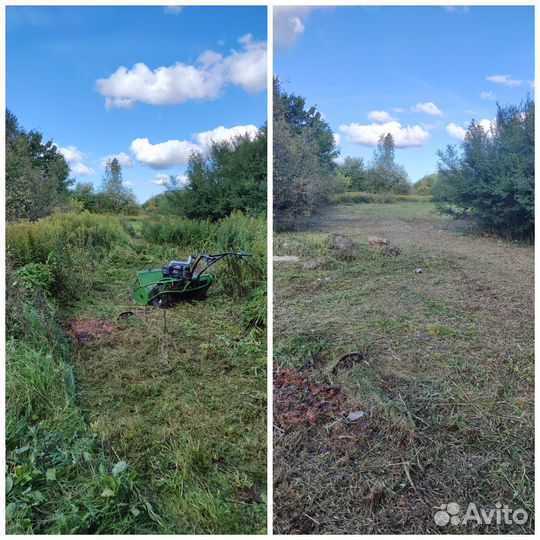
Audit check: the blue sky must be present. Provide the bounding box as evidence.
[7,6,267,202]
[274,6,534,182]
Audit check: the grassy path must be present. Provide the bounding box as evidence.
[68,247,267,534]
[273,203,533,534]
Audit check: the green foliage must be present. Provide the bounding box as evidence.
[7,212,131,268]
[364,134,411,194]
[14,263,55,295]
[330,191,433,204]
[71,181,99,213]
[6,209,266,533]
[150,129,266,220]
[97,158,139,214]
[413,173,440,195]
[435,97,534,240]
[140,217,213,247]
[337,156,367,191]
[273,78,340,229]
[213,212,266,297]
[6,110,72,222]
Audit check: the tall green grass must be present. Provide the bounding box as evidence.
[5,287,166,534]
[140,217,213,247]
[7,212,130,268]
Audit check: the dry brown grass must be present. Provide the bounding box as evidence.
[273,203,534,534]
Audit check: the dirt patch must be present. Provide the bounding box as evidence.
[68,318,115,342]
[274,367,347,428]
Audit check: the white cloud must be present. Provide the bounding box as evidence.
[446,118,495,141]
[446,123,467,141]
[96,34,266,108]
[480,91,496,101]
[528,79,535,88]
[100,152,133,169]
[444,6,470,14]
[393,107,405,113]
[123,180,134,187]
[367,110,394,123]
[193,124,259,147]
[412,101,444,116]
[479,118,495,135]
[151,173,173,186]
[333,133,341,147]
[339,121,429,148]
[224,34,267,93]
[131,124,259,169]
[486,74,523,87]
[56,145,94,176]
[131,138,198,169]
[274,7,316,49]
[164,6,183,15]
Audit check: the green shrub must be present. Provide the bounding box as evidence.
[436,98,534,240]
[14,263,55,295]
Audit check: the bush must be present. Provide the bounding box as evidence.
[436,97,534,240]
[273,78,339,229]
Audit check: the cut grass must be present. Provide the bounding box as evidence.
[273,202,534,534]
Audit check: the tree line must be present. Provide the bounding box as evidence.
[6,109,267,222]
[273,79,534,240]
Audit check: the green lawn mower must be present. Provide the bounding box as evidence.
[133,252,250,308]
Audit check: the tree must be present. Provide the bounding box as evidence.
[97,158,138,214]
[338,156,366,191]
[414,173,439,195]
[71,182,99,213]
[159,128,267,220]
[273,78,339,229]
[6,110,72,221]
[365,134,410,194]
[435,97,534,240]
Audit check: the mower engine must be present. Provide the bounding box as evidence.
[162,257,193,280]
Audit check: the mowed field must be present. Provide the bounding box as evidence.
[273,202,534,534]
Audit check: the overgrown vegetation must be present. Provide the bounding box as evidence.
[6,211,267,534]
[434,97,534,240]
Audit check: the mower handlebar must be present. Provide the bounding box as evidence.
[192,252,252,278]
[205,252,251,258]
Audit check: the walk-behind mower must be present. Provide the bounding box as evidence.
[133,252,251,308]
